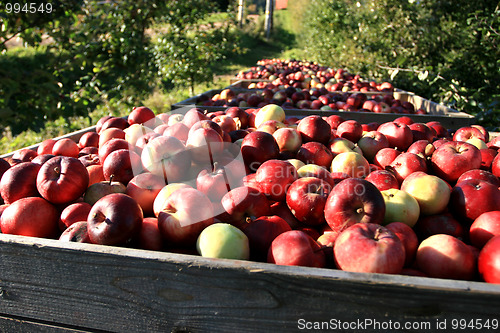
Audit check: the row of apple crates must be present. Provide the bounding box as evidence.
[0,114,498,330]
[173,79,476,130]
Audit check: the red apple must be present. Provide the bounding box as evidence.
[364,169,399,191]
[408,123,434,142]
[186,127,224,164]
[157,188,214,246]
[453,126,487,142]
[221,186,271,227]
[296,115,331,145]
[242,215,292,261]
[492,153,500,177]
[100,117,129,132]
[333,223,405,274]
[272,127,302,153]
[59,201,92,231]
[59,221,91,243]
[356,131,389,162]
[480,148,497,170]
[128,106,155,126]
[372,101,391,113]
[1,196,59,238]
[470,211,500,249]
[52,138,79,158]
[286,177,332,226]
[98,138,131,163]
[225,107,249,129]
[373,147,401,169]
[78,131,100,149]
[163,122,190,143]
[267,230,326,268]
[0,162,41,204]
[87,193,143,245]
[98,128,126,147]
[386,221,419,267]
[36,156,89,205]
[254,159,298,202]
[478,235,500,283]
[387,152,427,184]
[126,172,166,217]
[296,141,334,168]
[416,234,476,280]
[240,131,280,172]
[139,217,164,251]
[377,122,413,151]
[324,178,386,233]
[456,169,500,187]
[336,120,363,143]
[182,108,209,128]
[414,213,465,241]
[11,148,37,162]
[37,139,57,155]
[431,141,482,183]
[102,149,143,185]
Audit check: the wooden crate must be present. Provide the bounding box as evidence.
[0,234,499,332]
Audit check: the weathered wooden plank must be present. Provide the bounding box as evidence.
[0,234,499,332]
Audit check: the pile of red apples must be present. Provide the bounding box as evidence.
[0,103,499,285]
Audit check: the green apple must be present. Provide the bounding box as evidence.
[330,137,362,156]
[400,171,451,215]
[330,151,370,178]
[381,188,420,227]
[287,159,306,171]
[466,137,488,150]
[254,104,286,128]
[196,223,250,260]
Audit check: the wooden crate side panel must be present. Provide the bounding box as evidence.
[0,235,499,333]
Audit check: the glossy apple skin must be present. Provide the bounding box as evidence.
[0,162,41,204]
[377,122,413,151]
[272,127,302,153]
[242,215,292,261]
[449,179,500,225]
[1,197,59,238]
[59,202,92,231]
[357,131,389,162]
[416,234,476,281]
[296,141,333,168]
[240,131,280,172]
[78,131,100,149]
[330,151,370,179]
[324,178,386,233]
[139,217,164,251]
[336,120,363,143]
[470,211,500,249]
[478,235,500,283]
[36,156,89,205]
[87,193,144,246]
[221,186,271,227]
[456,169,500,187]
[400,171,451,216]
[186,127,224,164]
[386,222,419,267]
[286,177,332,226]
[296,115,331,145]
[430,141,482,183]
[157,188,214,247]
[38,139,57,155]
[126,172,166,217]
[387,152,427,184]
[365,169,399,191]
[98,138,131,163]
[128,106,155,126]
[52,138,79,158]
[267,230,326,268]
[333,223,405,274]
[102,149,143,185]
[373,148,401,169]
[255,159,298,202]
[59,221,91,243]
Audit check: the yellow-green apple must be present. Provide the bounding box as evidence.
[457,169,499,187]
[330,151,370,178]
[102,149,142,185]
[329,137,363,156]
[470,211,500,249]
[267,230,326,268]
[377,121,413,151]
[449,179,500,225]
[286,177,332,226]
[128,106,155,126]
[126,172,166,217]
[254,159,298,202]
[254,104,286,128]
[240,131,280,172]
[296,141,334,168]
[272,127,302,153]
[324,178,386,233]
[220,186,271,228]
[478,235,500,283]
[186,127,224,164]
[380,188,420,227]
[241,215,292,261]
[141,136,191,182]
[124,123,154,147]
[36,156,89,205]
[83,179,127,206]
[400,171,451,215]
[256,119,286,134]
[59,201,92,231]
[153,183,192,217]
[365,169,399,191]
[157,188,214,246]
[431,141,481,183]
[59,221,91,243]
[387,152,428,183]
[0,162,41,204]
[196,223,250,260]
[333,223,405,274]
[87,193,143,245]
[357,131,389,162]
[373,147,401,169]
[287,158,305,171]
[386,221,419,267]
[336,119,363,143]
[52,138,79,158]
[296,115,331,145]
[416,234,476,280]
[466,137,488,150]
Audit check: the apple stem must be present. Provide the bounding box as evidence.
[245,216,253,224]
[109,174,114,185]
[54,166,60,175]
[374,227,383,241]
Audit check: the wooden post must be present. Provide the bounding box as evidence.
[237,0,245,28]
[265,0,273,40]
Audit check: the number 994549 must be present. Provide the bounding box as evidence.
[5,2,53,14]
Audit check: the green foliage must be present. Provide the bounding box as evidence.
[302,0,500,130]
